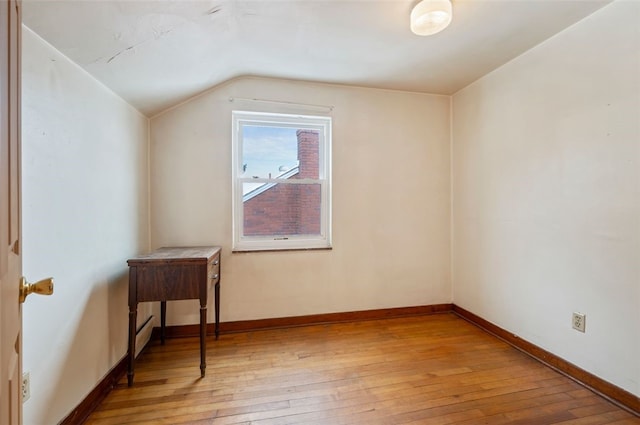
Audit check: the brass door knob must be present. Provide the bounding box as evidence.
[19,277,54,304]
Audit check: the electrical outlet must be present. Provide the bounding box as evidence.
[22,372,30,402]
[572,312,586,333]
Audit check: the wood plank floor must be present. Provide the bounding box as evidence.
[86,313,640,424]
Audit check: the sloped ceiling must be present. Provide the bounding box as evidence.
[22,0,612,116]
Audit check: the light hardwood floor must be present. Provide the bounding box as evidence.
[86,313,639,424]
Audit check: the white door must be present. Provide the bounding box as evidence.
[1,0,22,423]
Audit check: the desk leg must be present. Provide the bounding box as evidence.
[127,304,137,387]
[215,281,220,340]
[200,304,206,377]
[160,301,167,345]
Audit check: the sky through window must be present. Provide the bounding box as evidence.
[242,125,299,194]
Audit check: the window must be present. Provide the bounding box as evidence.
[232,111,332,251]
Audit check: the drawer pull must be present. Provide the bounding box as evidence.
[213,259,219,265]
[211,274,219,280]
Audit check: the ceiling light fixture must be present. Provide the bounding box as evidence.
[410,0,452,36]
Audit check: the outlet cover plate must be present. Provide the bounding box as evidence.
[572,312,586,332]
[22,372,30,402]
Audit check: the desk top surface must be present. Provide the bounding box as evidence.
[128,246,221,265]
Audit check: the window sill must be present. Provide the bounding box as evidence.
[232,247,333,254]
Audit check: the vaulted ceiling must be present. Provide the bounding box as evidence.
[22,0,612,116]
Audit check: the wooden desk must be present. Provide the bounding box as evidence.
[127,246,221,386]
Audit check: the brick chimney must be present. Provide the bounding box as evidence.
[296,130,319,179]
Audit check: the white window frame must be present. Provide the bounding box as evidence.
[232,110,332,251]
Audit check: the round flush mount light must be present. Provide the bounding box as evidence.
[410,0,453,36]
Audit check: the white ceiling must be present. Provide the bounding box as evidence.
[22,0,612,117]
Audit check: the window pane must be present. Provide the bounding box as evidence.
[241,126,298,180]
[243,183,321,237]
[241,126,319,188]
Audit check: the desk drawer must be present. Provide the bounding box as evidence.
[135,264,203,301]
[208,255,220,284]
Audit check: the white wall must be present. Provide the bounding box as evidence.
[452,0,639,397]
[21,27,149,424]
[150,77,451,324]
